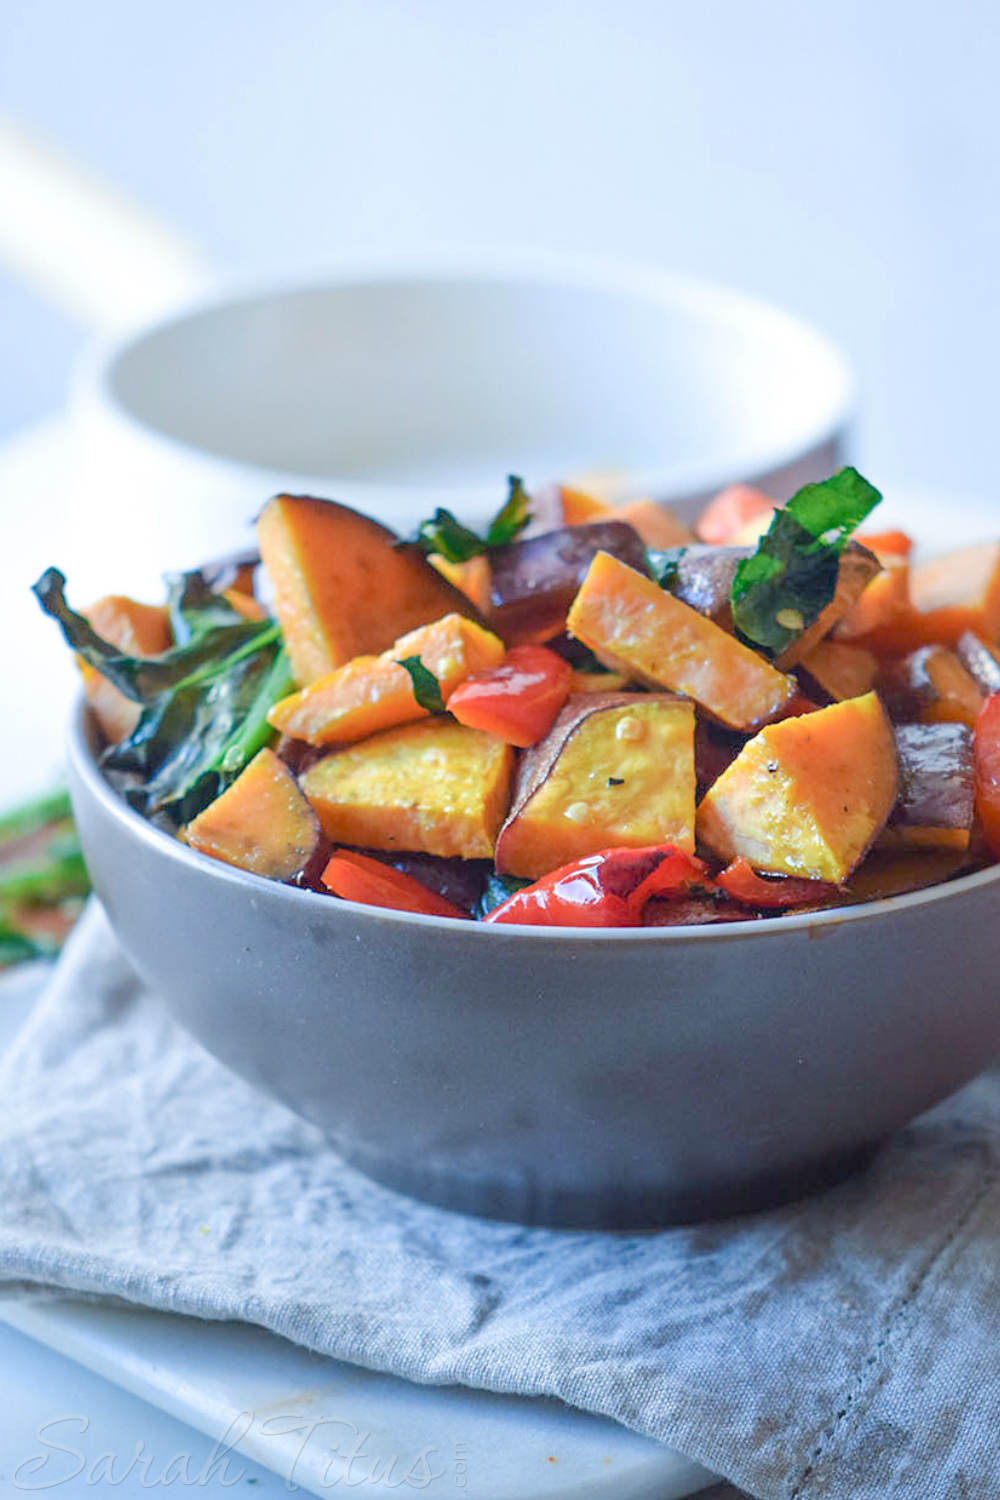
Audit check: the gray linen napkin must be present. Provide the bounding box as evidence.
[2,900,999,1500]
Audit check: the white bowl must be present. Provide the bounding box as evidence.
[62,252,853,599]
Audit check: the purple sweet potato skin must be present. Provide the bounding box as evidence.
[889,722,975,833]
[488,521,648,641]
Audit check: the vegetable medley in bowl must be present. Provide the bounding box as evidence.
[35,469,1000,929]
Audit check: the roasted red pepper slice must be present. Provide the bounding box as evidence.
[446,645,572,747]
[484,845,710,927]
[716,856,839,909]
[322,850,468,919]
[974,692,1000,858]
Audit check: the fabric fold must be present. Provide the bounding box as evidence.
[1,900,999,1499]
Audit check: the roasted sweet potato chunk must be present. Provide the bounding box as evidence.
[300,718,514,860]
[774,543,882,669]
[798,640,879,703]
[696,692,898,882]
[956,631,1000,696]
[494,693,696,879]
[567,550,795,731]
[267,614,505,745]
[909,540,1000,647]
[257,494,478,686]
[880,723,975,851]
[488,521,648,644]
[78,595,172,745]
[185,747,325,882]
[878,646,984,727]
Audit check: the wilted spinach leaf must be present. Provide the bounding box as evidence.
[395,656,446,715]
[34,569,292,825]
[730,467,881,655]
[473,871,531,920]
[408,475,533,562]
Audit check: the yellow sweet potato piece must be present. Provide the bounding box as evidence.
[696,692,898,882]
[185,747,324,881]
[267,614,505,745]
[568,669,630,694]
[257,494,479,686]
[494,693,696,879]
[798,640,879,702]
[566,550,794,731]
[300,718,514,859]
[78,595,172,745]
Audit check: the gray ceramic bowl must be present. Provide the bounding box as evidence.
[68,704,1000,1229]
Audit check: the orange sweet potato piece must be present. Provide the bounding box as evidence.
[78,595,172,745]
[267,613,506,745]
[185,747,325,882]
[613,498,695,548]
[696,692,898,883]
[798,640,879,703]
[428,553,492,613]
[775,543,881,669]
[834,557,923,654]
[257,494,479,686]
[566,550,795,731]
[908,541,1000,647]
[559,485,615,525]
[878,645,984,728]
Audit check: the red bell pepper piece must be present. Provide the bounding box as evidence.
[445,645,572,747]
[321,850,468,919]
[716,856,839,909]
[484,845,710,927]
[974,692,1000,858]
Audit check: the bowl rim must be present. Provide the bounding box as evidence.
[71,249,855,511]
[70,699,1000,944]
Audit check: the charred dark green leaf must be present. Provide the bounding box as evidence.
[34,567,293,825]
[731,467,881,655]
[407,475,533,562]
[486,475,532,547]
[646,546,688,589]
[166,569,254,645]
[103,646,293,823]
[32,568,278,703]
[396,656,446,715]
[473,871,531,920]
[408,509,485,564]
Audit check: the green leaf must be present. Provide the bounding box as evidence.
[103,644,291,824]
[730,467,881,655]
[395,656,446,715]
[486,475,532,547]
[32,569,278,703]
[473,871,531,920]
[408,509,486,564]
[646,546,688,589]
[407,476,533,562]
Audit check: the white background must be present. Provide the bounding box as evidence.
[2,0,999,503]
[0,1,998,1487]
